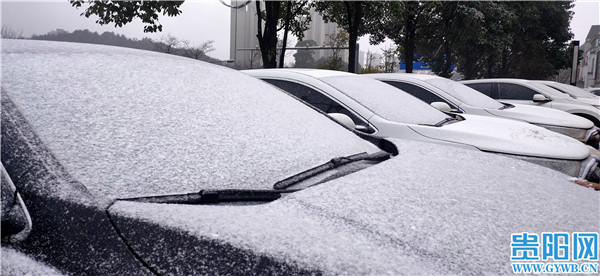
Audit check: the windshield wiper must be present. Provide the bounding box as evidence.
[118,151,391,205]
[499,103,514,110]
[119,189,299,205]
[273,151,390,190]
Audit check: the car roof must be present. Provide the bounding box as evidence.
[245,68,355,79]
[1,40,379,200]
[366,72,440,81]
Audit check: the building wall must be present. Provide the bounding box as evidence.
[580,25,600,88]
[302,9,347,64]
[229,4,261,69]
[229,5,350,69]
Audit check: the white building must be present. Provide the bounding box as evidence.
[229,3,261,69]
[229,5,348,69]
[302,9,346,64]
[579,25,599,88]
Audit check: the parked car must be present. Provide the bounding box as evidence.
[244,69,600,181]
[364,73,599,147]
[535,80,600,99]
[3,40,600,275]
[462,78,600,127]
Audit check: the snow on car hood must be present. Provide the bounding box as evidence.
[486,104,594,129]
[1,40,378,199]
[411,114,590,160]
[109,139,600,275]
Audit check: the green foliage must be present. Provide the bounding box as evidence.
[293,40,318,68]
[366,1,436,73]
[359,67,381,74]
[318,30,349,71]
[313,1,381,72]
[415,1,574,79]
[70,1,183,33]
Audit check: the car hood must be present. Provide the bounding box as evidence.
[410,114,590,160]
[108,139,600,275]
[485,104,594,129]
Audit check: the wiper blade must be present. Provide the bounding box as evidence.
[273,151,390,190]
[119,189,298,205]
[119,152,390,204]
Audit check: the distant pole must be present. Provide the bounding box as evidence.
[571,40,579,86]
[354,43,360,74]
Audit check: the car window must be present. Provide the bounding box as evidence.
[262,79,372,131]
[320,76,450,125]
[466,83,499,99]
[498,83,538,100]
[382,80,455,107]
[424,78,504,110]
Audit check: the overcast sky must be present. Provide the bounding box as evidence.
[1,0,599,60]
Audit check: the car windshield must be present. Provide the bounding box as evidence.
[2,40,380,200]
[551,83,597,99]
[320,76,450,125]
[423,78,504,110]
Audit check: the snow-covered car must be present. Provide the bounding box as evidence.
[462,78,600,127]
[535,80,600,99]
[364,73,599,147]
[3,40,600,275]
[244,69,600,181]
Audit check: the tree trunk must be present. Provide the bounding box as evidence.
[344,2,362,73]
[403,4,417,73]
[256,1,280,68]
[279,2,292,68]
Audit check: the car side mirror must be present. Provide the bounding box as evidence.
[533,94,550,103]
[328,113,356,130]
[431,102,452,113]
[1,164,32,243]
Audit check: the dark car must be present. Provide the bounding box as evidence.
[2,40,599,275]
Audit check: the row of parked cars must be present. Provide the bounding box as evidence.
[2,40,599,275]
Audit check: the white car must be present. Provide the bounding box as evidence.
[244,69,600,181]
[365,73,599,147]
[462,78,600,127]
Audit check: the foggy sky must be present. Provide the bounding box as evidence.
[1,0,599,61]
